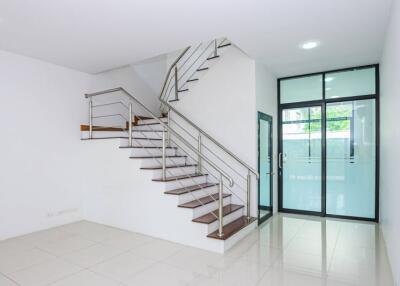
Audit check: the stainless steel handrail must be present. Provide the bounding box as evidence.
[159,46,191,102]
[85,87,234,188]
[160,100,259,179]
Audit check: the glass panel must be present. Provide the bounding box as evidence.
[326,99,376,218]
[280,75,323,104]
[259,117,272,221]
[325,67,376,99]
[282,106,322,212]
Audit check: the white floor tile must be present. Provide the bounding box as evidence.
[34,235,96,256]
[1,215,393,286]
[123,262,201,286]
[129,239,183,261]
[0,244,55,274]
[60,244,125,268]
[163,247,223,277]
[48,270,121,286]
[101,232,154,251]
[7,258,82,286]
[89,252,156,282]
[58,221,131,242]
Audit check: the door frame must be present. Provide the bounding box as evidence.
[277,64,380,222]
[257,112,274,224]
[278,102,326,217]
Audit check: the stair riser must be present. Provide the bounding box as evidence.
[130,148,177,157]
[192,196,231,218]
[207,208,244,233]
[130,131,165,139]
[151,166,197,178]
[140,157,188,168]
[134,124,165,131]
[120,138,163,147]
[81,131,127,138]
[138,118,168,125]
[162,176,208,191]
[177,186,219,204]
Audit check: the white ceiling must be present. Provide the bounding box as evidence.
[0,0,393,77]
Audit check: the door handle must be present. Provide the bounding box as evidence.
[278,153,283,169]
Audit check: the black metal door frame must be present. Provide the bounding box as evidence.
[258,112,273,224]
[277,64,380,222]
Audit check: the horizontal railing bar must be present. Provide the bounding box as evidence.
[92,101,129,109]
[161,102,259,179]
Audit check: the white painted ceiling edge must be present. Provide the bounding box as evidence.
[0,0,393,77]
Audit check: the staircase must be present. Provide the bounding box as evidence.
[81,38,258,252]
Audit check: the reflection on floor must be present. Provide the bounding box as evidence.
[0,214,394,286]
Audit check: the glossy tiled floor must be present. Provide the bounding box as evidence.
[0,214,394,286]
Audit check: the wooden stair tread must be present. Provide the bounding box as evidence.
[207,55,220,60]
[164,183,218,195]
[218,43,231,48]
[141,164,197,170]
[153,173,207,182]
[135,122,165,126]
[130,155,186,159]
[193,204,244,224]
[80,125,126,131]
[207,216,257,240]
[178,193,231,209]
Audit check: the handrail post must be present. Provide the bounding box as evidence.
[246,170,251,220]
[218,174,224,238]
[214,39,218,57]
[197,134,202,174]
[162,129,167,180]
[174,66,179,101]
[167,111,171,147]
[89,98,93,139]
[128,103,133,147]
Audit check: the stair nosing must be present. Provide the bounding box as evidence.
[130,155,187,159]
[141,164,197,170]
[193,204,244,224]
[164,183,219,195]
[178,193,231,209]
[152,173,208,182]
[207,216,257,240]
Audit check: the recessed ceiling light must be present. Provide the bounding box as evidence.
[325,77,334,82]
[300,41,320,50]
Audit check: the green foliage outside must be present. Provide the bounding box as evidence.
[304,106,351,133]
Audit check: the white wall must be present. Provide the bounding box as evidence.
[95,64,161,115]
[0,49,163,241]
[380,0,400,283]
[0,50,93,240]
[255,62,278,213]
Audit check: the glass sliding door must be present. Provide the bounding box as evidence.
[258,112,273,223]
[281,106,322,213]
[278,65,379,221]
[326,99,376,218]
